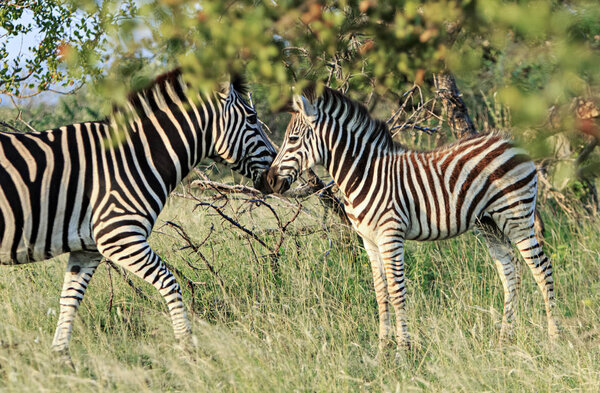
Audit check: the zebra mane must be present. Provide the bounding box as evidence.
[122,68,187,118]
[314,88,514,153]
[231,73,249,95]
[120,68,250,119]
[316,87,395,147]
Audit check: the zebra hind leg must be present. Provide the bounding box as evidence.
[97,239,194,348]
[51,251,102,366]
[477,218,521,342]
[496,214,561,340]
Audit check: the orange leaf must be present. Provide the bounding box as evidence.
[419,28,438,43]
[359,0,375,13]
[358,40,374,55]
[301,3,323,25]
[415,69,425,85]
[57,42,73,62]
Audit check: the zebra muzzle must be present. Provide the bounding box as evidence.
[254,167,291,195]
[254,169,272,194]
[268,168,292,194]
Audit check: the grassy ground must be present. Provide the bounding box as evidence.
[1,186,599,392]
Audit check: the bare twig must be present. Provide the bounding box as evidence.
[8,95,37,132]
[391,124,441,135]
[104,260,151,303]
[195,201,274,252]
[191,179,263,196]
[164,221,227,299]
[273,203,303,255]
[0,121,23,133]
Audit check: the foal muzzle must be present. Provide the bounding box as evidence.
[254,166,292,194]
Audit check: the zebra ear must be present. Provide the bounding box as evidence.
[294,95,317,119]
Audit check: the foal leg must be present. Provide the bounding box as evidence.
[507,228,560,339]
[493,207,560,339]
[478,221,521,341]
[363,238,392,352]
[378,236,410,349]
[52,251,102,361]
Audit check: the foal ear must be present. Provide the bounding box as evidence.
[293,95,317,119]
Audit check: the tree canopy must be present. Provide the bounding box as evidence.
[1,1,599,118]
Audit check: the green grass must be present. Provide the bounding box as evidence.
[1,191,599,392]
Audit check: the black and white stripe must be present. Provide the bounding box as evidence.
[258,87,559,350]
[0,69,276,356]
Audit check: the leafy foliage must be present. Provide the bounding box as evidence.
[0,0,136,98]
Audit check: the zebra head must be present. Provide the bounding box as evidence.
[255,94,322,194]
[213,81,277,183]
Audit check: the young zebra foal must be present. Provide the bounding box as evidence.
[0,69,276,359]
[256,87,559,351]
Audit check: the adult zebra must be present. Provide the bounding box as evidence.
[256,87,560,351]
[0,69,276,358]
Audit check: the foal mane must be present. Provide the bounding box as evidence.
[316,87,395,147]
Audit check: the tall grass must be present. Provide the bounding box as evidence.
[1,190,599,392]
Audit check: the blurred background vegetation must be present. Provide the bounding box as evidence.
[1,0,599,211]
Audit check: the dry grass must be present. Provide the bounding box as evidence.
[1,189,599,392]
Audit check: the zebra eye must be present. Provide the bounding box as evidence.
[247,114,257,125]
[288,135,300,143]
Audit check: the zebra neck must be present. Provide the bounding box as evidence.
[117,91,221,196]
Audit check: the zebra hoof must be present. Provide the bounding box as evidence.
[498,325,516,345]
[176,334,199,354]
[548,320,562,340]
[377,337,395,353]
[397,335,411,352]
[52,348,76,370]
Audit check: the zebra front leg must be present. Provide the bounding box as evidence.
[379,237,410,350]
[363,238,392,352]
[97,238,193,347]
[52,251,102,363]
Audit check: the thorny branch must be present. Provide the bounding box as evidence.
[0,121,23,133]
[158,186,306,310]
[195,201,273,252]
[163,221,226,314]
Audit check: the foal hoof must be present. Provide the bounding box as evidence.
[549,321,562,341]
[376,337,411,363]
[176,334,199,353]
[377,337,396,353]
[52,348,75,370]
[498,328,516,346]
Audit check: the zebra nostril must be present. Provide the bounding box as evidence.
[253,168,273,194]
[279,177,292,194]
